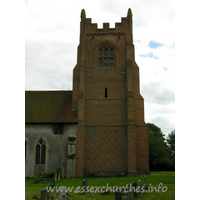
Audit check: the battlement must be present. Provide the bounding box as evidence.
[80,9,132,35]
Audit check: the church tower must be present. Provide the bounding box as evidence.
[72,9,149,177]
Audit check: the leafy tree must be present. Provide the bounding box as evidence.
[147,123,171,171]
[167,130,175,155]
[166,130,175,170]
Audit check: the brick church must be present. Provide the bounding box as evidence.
[25,9,149,178]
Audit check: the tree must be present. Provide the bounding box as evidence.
[167,130,175,155]
[147,123,171,171]
[166,130,175,170]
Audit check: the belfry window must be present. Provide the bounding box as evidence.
[35,139,46,165]
[98,45,114,68]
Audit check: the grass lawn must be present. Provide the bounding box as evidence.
[25,171,175,200]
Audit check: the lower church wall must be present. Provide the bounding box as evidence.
[25,123,77,178]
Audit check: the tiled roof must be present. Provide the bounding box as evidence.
[25,90,78,123]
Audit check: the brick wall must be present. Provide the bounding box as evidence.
[85,126,127,176]
[74,9,149,177]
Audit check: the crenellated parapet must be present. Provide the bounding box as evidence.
[80,8,132,36]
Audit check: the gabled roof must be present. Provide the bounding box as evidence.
[25,90,78,123]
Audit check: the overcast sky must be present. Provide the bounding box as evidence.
[25,0,175,136]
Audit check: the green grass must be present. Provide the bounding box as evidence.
[25,171,175,200]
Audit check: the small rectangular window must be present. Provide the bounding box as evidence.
[54,124,63,135]
[105,88,107,98]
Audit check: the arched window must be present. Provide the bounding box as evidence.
[35,138,46,165]
[98,45,114,68]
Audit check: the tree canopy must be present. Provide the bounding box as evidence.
[147,123,175,171]
[166,130,175,170]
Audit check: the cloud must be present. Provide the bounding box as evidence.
[142,82,175,105]
[25,40,74,89]
[141,80,175,135]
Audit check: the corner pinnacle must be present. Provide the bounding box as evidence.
[81,9,86,19]
[127,8,132,17]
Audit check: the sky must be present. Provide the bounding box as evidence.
[25,0,175,136]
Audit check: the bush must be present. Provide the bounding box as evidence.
[34,166,61,183]
[34,171,54,183]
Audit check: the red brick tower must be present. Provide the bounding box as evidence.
[72,9,149,177]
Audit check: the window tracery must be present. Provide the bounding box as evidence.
[98,45,114,68]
